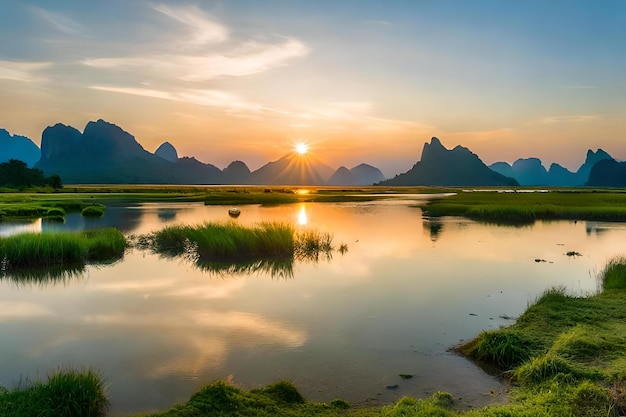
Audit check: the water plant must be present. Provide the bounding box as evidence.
[80,204,106,217]
[0,368,109,417]
[139,222,342,274]
[0,228,126,269]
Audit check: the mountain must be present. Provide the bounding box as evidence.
[249,153,335,185]
[379,137,518,186]
[328,163,385,185]
[586,159,626,187]
[489,158,549,186]
[36,119,222,184]
[154,142,178,162]
[222,160,252,184]
[0,129,40,167]
[490,149,613,186]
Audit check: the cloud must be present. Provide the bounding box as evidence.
[542,114,602,123]
[150,3,229,47]
[0,60,52,82]
[89,85,271,113]
[83,37,309,81]
[31,6,86,36]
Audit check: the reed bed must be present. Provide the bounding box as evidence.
[0,228,126,269]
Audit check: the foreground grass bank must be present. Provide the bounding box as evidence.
[421,190,626,224]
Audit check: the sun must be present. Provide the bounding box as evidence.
[295,143,308,155]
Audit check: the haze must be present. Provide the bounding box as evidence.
[1,1,625,177]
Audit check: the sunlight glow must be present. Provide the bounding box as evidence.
[297,205,308,225]
[295,143,308,155]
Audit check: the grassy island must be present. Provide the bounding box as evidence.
[421,190,626,224]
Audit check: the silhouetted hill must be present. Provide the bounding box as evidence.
[490,149,613,186]
[489,158,549,186]
[586,159,626,187]
[0,129,40,167]
[379,137,518,186]
[250,153,334,185]
[222,160,252,184]
[36,120,222,184]
[328,163,385,185]
[154,142,178,162]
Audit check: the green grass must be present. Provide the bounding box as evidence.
[0,369,109,417]
[138,222,343,272]
[422,190,626,224]
[81,204,106,217]
[601,256,626,290]
[0,228,126,269]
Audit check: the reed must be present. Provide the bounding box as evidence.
[0,228,126,269]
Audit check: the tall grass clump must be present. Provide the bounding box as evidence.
[459,329,533,370]
[601,256,626,291]
[152,222,295,262]
[0,228,126,269]
[295,230,333,261]
[0,369,109,417]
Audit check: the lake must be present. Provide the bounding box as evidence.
[0,196,622,414]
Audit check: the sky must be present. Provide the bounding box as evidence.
[1,1,625,177]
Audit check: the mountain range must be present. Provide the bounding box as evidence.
[489,149,613,186]
[1,120,624,187]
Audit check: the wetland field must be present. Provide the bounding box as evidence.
[1,186,626,416]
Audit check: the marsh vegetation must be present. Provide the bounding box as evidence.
[0,228,125,270]
[422,190,626,224]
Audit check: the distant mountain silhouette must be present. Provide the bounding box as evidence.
[222,160,252,184]
[36,120,222,184]
[490,149,613,186]
[0,129,40,167]
[379,137,518,186]
[586,159,626,187]
[154,142,178,162]
[328,163,385,185]
[249,153,335,185]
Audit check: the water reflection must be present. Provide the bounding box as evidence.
[0,264,85,287]
[189,258,295,279]
[1,199,625,413]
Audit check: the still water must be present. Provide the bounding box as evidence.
[0,197,624,414]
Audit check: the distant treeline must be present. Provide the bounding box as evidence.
[0,159,62,189]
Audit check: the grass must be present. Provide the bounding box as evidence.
[601,256,626,290]
[0,369,109,417]
[422,190,626,224]
[135,222,344,275]
[0,228,126,269]
[80,204,106,217]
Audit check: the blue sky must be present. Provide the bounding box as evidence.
[1,1,625,175]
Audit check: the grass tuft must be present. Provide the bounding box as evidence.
[601,256,626,291]
[0,369,109,417]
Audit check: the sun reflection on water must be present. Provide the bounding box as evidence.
[297,204,308,225]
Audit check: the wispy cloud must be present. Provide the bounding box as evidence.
[83,37,308,81]
[89,85,270,114]
[150,3,229,47]
[543,114,602,123]
[31,6,86,36]
[0,60,52,82]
